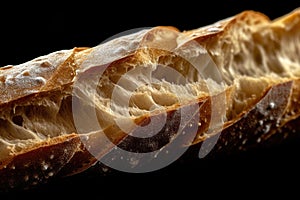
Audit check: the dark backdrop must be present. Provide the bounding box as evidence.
[1,1,299,66]
[1,0,300,198]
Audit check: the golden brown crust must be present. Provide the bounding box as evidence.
[0,134,82,191]
[181,10,271,44]
[1,8,300,192]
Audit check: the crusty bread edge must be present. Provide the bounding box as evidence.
[1,8,300,192]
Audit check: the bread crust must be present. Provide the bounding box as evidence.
[1,8,300,191]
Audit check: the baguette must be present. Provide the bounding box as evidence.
[1,8,300,191]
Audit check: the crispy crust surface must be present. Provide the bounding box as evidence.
[0,8,300,191]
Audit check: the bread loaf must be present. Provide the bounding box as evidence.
[0,8,300,192]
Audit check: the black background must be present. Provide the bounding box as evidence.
[1,0,300,198]
[0,0,299,67]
